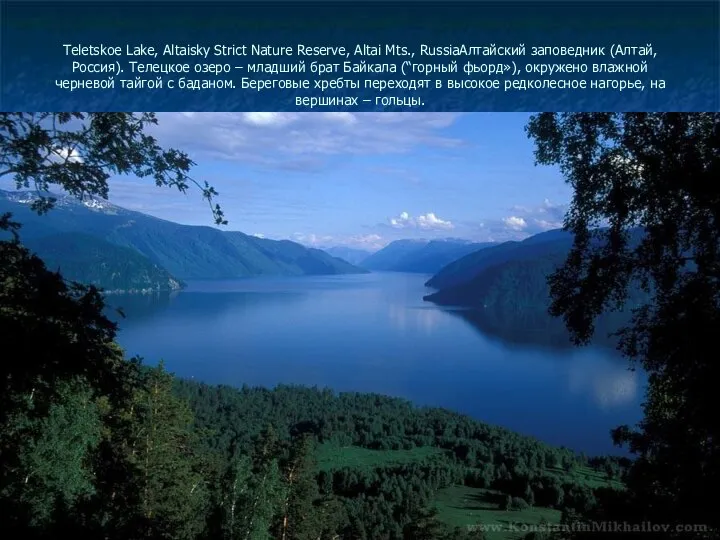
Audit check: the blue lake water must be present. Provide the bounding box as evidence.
[110,272,644,455]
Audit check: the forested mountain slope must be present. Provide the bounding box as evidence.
[0,190,366,280]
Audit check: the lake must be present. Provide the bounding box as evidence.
[109,272,644,456]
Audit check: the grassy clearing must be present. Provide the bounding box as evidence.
[315,445,623,539]
[546,465,625,491]
[316,444,445,472]
[434,485,562,540]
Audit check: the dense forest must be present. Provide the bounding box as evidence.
[21,232,184,293]
[424,238,650,348]
[1,112,718,539]
[0,189,366,281]
[2,302,628,540]
[0,191,626,540]
[425,230,573,291]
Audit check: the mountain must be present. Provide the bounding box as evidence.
[23,232,184,293]
[0,190,368,280]
[360,239,429,270]
[425,229,573,290]
[397,239,496,273]
[424,247,570,308]
[424,229,650,346]
[324,246,373,265]
[361,238,494,273]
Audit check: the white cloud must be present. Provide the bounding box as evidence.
[251,232,265,238]
[389,211,412,228]
[342,234,386,250]
[502,216,527,231]
[323,112,357,125]
[535,220,557,230]
[290,232,386,251]
[389,211,454,231]
[500,199,567,236]
[291,232,335,246]
[454,199,569,243]
[242,112,296,127]
[150,113,463,171]
[416,212,454,230]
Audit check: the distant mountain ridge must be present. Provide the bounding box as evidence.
[423,228,649,346]
[324,246,373,266]
[0,190,368,284]
[425,229,573,290]
[361,238,496,274]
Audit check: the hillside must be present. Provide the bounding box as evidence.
[23,232,184,293]
[362,238,494,273]
[0,190,367,280]
[324,246,373,265]
[425,247,569,309]
[2,209,631,540]
[424,231,650,346]
[425,229,572,290]
[360,239,429,270]
[172,377,627,540]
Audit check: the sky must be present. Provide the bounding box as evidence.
[6,112,573,252]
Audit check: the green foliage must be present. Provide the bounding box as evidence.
[277,435,344,540]
[214,443,254,539]
[0,222,124,406]
[123,364,209,539]
[173,380,623,539]
[0,234,626,539]
[24,232,184,293]
[0,112,224,224]
[0,218,132,537]
[240,429,287,540]
[403,507,446,540]
[1,378,103,528]
[432,486,561,540]
[5,110,715,539]
[526,112,720,536]
[524,486,535,507]
[316,445,444,472]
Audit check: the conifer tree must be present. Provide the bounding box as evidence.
[121,364,209,539]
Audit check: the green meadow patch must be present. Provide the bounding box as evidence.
[546,465,625,491]
[434,485,562,540]
[316,444,446,472]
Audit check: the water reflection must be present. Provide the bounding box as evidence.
[104,291,177,323]
[440,306,585,350]
[568,364,642,410]
[436,304,630,352]
[568,361,639,409]
[107,288,306,326]
[111,272,644,454]
[433,305,641,411]
[388,304,443,335]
